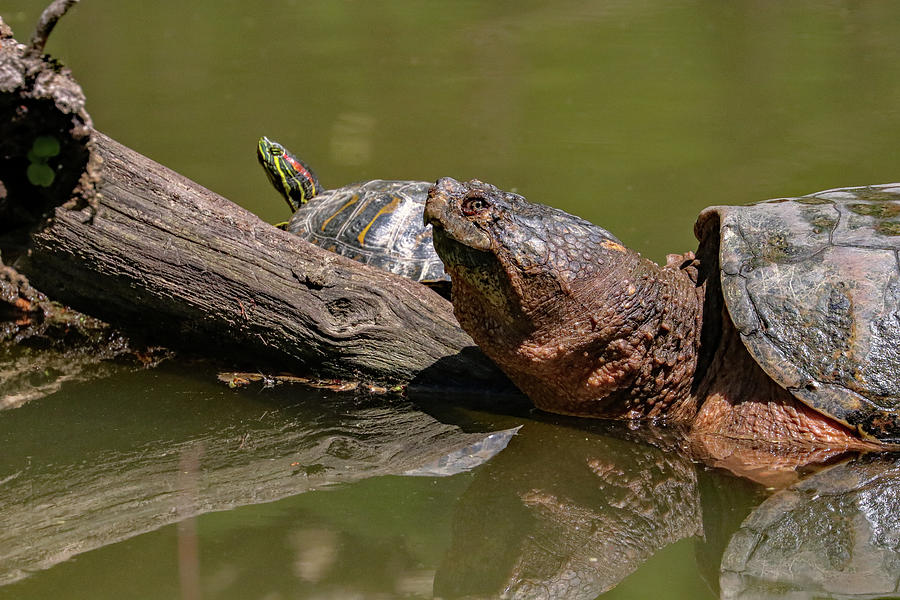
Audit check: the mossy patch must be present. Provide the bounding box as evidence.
[875,221,900,236]
[849,189,899,202]
[809,215,838,234]
[848,202,900,219]
[763,232,795,262]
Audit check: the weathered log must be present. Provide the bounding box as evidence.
[0,13,512,391]
[22,132,507,387]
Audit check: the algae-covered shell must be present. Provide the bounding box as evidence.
[698,184,900,441]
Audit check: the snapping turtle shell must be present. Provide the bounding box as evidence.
[697,184,900,441]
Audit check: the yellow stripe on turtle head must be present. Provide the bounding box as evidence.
[256,136,320,212]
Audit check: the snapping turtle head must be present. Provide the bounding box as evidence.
[424,176,631,366]
[425,176,625,314]
[424,177,707,419]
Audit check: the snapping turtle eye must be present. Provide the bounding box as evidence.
[462,195,489,217]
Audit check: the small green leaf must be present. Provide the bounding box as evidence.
[32,136,61,158]
[27,163,55,187]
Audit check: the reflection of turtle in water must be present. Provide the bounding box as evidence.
[433,419,900,599]
[720,453,900,599]
[434,422,706,599]
[256,137,450,295]
[425,179,900,448]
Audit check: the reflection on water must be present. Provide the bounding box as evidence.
[0,364,517,589]
[3,0,900,597]
[2,365,899,599]
[434,421,704,598]
[721,454,900,599]
[177,444,204,600]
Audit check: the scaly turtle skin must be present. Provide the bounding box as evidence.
[257,137,449,289]
[424,178,900,447]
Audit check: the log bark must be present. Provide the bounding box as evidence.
[22,132,506,387]
[0,14,513,391]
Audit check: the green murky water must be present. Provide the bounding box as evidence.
[3,2,900,598]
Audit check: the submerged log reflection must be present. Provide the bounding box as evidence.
[0,368,517,586]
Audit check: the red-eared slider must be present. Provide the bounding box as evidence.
[424,178,900,447]
[256,137,449,293]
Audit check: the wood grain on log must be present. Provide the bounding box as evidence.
[1,11,511,392]
[19,133,508,387]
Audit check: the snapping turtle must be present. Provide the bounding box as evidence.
[424,178,900,448]
[257,136,449,291]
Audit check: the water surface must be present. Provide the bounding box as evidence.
[3,1,900,598]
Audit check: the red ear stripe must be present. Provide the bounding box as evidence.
[285,155,315,189]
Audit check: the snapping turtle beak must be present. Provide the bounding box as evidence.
[425,177,492,251]
[423,180,448,229]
